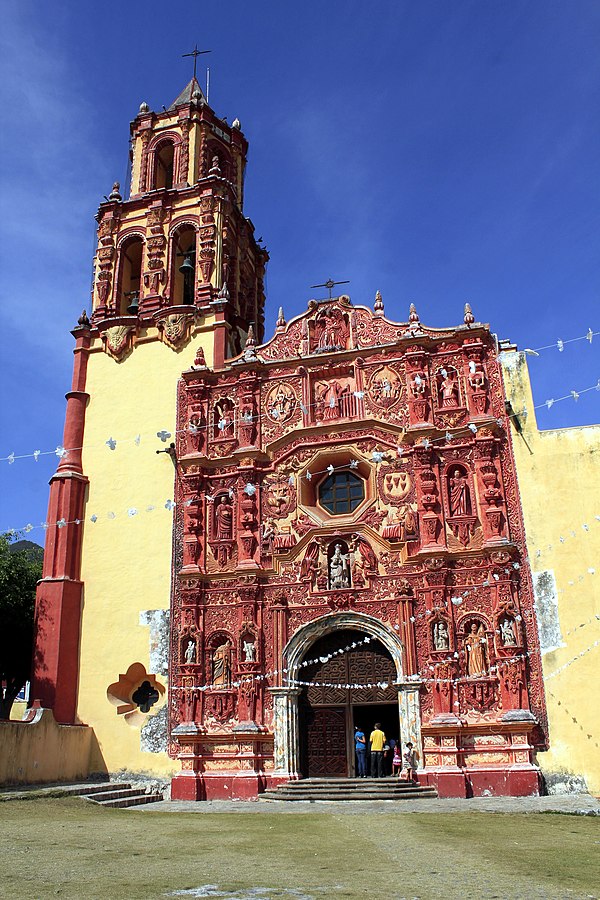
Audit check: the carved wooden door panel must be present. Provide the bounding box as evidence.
[305,706,347,777]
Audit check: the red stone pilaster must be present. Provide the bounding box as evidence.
[31,323,91,724]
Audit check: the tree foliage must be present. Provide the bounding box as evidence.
[0,534,43,719]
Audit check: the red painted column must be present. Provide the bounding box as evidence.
[31,321,91,724]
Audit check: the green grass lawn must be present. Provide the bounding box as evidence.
[1,799,599,899]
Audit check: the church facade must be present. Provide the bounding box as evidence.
[31,77,550,800]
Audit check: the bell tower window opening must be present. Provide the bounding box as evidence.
[155,142,175,190]
[318,470,365,516]
[118,237,143,315]
[172,226,196,306]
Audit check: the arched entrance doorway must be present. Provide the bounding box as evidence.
[298,629,398,777]
[270,612,422,783]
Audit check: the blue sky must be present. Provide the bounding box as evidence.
[0,0,598,537]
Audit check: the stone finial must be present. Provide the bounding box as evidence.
[209,155,221,176]
[464,302,475,326]
[374,290,384,316]
[109,182,122,202]
[217,282,230,301]
[77,309,90,328]
[232,118,241,130]
[276,307,286,329]
[139,101,150,114]
[408,302,419,324]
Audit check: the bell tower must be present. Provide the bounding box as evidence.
[91,76,268,364]
[32,77,268,753]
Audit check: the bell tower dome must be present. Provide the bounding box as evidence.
[91,77,268,362]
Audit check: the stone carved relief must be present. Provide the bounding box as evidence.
[312,305,350,353]
[314,378,356,421]
[380,470,413,503]
[101,325,135,360]
[211,639,233,687]
[266,382,297,423]
[367,365,404,409]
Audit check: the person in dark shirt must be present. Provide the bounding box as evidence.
[354,725,367,777]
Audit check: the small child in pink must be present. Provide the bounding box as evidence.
[392,744,402,776]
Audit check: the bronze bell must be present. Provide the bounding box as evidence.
[179,255,194,275]
[126,291,139,315]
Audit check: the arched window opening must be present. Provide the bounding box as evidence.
[172,226,196,305]
[118,238,143,315]
[155,142,175,190]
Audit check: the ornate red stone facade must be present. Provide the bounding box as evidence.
[169,295,547,800]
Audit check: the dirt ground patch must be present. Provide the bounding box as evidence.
[1,798,599,899]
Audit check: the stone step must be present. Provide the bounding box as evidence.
[260,788,437,802]
[96,792,163,809]
[84,788,150,803]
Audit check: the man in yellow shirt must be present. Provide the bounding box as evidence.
[369,722,386,778]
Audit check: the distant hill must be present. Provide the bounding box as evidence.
[8,540,44,563]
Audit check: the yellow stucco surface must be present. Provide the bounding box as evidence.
[0,709,93,786]
[77,331,208,777]
[501,350,600,794]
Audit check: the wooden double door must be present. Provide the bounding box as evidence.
[298,629,399,778]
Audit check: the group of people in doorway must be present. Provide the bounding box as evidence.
[354,724,419,782]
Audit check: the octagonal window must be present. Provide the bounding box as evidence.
[318,470,365,515]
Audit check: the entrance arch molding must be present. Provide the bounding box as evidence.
[283,611,404,679]
[271,612,422,780]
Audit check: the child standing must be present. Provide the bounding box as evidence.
[402,742,419,783]
[392,743,402,776]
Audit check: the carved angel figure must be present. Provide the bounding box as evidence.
[465,623,488,676]
[243,640,256,662]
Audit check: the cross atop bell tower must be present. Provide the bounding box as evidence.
[90,75,268,358]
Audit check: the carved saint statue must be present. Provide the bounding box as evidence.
[500,618,517,647]
[440,370,459,407]
[215,496,234,540]
[433,621,450,651]
[243,640,256,663]
[449,469,471,517]
[329,543,351,590]
[465,623,488,676]
[212,640,232,687]
[184,639,196,664]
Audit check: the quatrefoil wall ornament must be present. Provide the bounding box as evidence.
[107,662,165,726]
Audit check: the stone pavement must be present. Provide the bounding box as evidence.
[137,792,600,815]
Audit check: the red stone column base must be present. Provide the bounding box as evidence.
[171,772,206,801]
[420,769,468,797]
[467,766,541,797]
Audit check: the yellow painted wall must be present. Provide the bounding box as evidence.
[0,709,94,785]
[77,329,210,777]
[501,349,600,794]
